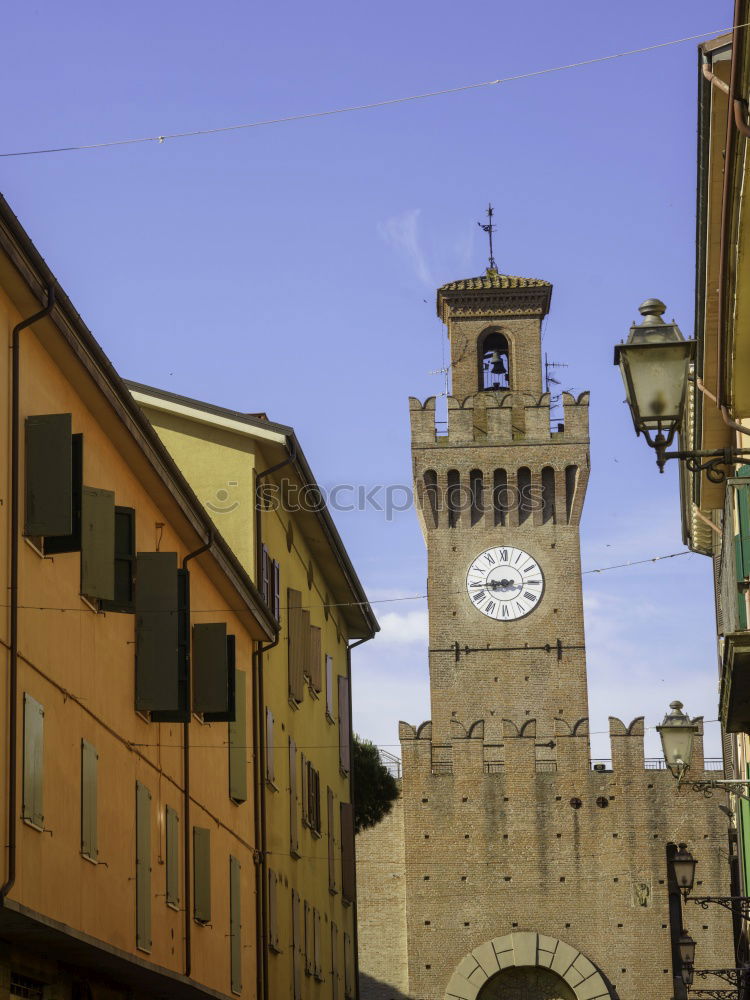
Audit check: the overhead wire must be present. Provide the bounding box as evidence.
[0,25,743,159]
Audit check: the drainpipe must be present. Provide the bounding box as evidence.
[346,634,373,1000]
[1,285,56,903]
[180,532,213,978]
[253,442,295,1000]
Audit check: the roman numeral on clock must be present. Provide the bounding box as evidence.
[523,592,537,602]
[472,590,487,604]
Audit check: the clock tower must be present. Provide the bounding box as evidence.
[356,266,734,1000]
[412,269,590,747]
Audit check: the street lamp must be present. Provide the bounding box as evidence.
[658,701,699,781]
[672,844,698,897]
[615,300,750,480]
[678,929,697,967]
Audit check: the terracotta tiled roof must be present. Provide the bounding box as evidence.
[438,269,551,292]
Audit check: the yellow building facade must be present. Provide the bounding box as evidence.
[128,383,377,1000]
[0,195,278,999]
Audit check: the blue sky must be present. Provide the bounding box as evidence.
[2,0,733,760]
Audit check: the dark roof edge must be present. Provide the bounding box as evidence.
[125,380,379,638]
[0,191,277,640]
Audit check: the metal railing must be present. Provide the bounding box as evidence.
[535,760,557,773]
[431,745,453,775]
[378,749,402,779]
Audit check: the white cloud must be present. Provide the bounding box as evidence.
[377,209,433,287]
[375,609,429,645]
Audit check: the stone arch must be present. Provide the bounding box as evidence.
[444,931,611,999]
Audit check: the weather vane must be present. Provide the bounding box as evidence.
[478,203,497,271]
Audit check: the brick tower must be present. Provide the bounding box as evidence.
[356,268,734,1000]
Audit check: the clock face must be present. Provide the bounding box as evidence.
[466,546,545,621]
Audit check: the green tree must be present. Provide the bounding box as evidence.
[352,734,399,833]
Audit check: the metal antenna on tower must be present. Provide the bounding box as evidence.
[477,203,497,271]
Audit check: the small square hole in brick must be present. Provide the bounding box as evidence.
[464,834,469,839]
[425,921,430,925]
[461,876,467,881]
[559,877,565,882]
[504,876,511,882]
[617,923,623,928]
[464,922,469,926]
[512,923,518,928]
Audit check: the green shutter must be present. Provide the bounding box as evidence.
[229,670,247,803]
[136,781,152,952]
[742,764,750,894]
[45,434,83,554]
[81,487,115,600]
[135,552,180,713]
[203,633,236,723]
[737,485,750,579]
[193,826,211,924]
[193,623,229,716]
[81,740,98,860]
[338,675,351,775]
[229,855,242,995]
[24,414,72,538]
[102,507,136,612]
[22,694,44,829]
[166,806,179,907]
[289,737,299,856]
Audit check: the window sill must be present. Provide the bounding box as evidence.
[325,712,335,725]
[265,779,279,793]
[22,818,44,833]
[269,943,282,955]
[24,537,46,559]
[167,900,180,912]
[288,697,302,712]
[80,594,100,614]
[290,848,301,861]
[80,852,99,865]
[329,887,339,897]
[311,829,322,840]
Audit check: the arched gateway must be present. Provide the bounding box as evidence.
[445,933,611,1000]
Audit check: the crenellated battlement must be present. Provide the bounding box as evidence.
[398,715,708,778]
[409,390,590,448]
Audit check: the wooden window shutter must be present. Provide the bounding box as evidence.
[331,922,339,1000]
[203,633,236,723]
[22,694,44,830]
[44,433,83,554]
[192,622,231,717]
[309,626,322,693]
[80,486,115,600]
[272,560,281,621]
[314,908,322,980]
[287,589,305,702]
[300,609,311,680]
[135,552,180,714]
[292,889,302,1000]
[289,738,299,856]
[327,787,336,893]
[24,413,73,538]
[135,781,152,952]
[166,806,179,907]
[229,855,242,995]
[265,708,274,784]
[325,655,334,719]
[268,869,280,952]
[80,739,98,861]
[338,675,351,775]
[340,801,355,904]
[193,826,211,923]
[313,768,321,834]
[344,931,353,998]
[261,544,270,605]
[300,753,308,826]
[229,670,248,803]
[303,900,311,975]
[101,506,135,612]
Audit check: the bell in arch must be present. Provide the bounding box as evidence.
[487,350,506,375]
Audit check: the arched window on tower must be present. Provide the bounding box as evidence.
[541,467,556,524]
[479,331,510,392]
[517,467,532,524]
[423,470,439,528]
[447,470,461,528]
[469,470,483,526]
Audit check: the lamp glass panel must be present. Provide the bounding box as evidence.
[658,722,696,768]
[618,343,691,430]
[678,933,696,965]
[672,853,697,892]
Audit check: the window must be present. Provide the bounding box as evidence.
[541,467,556,524]
[301,751,308,826]
[338,675,351,775]
[22,694,44,830]
[136,781,152,952]
[101,506,135,612]
[341,801,355,905]
[80,486,116,601]
[229,670,248,803]
[260,545,281,621]
[306,762,321,835]
[43,432,82,553]
[314,908,323,981]
[80,739,98,861]
[308,625,322,694]
[565,465,579,523]
[423,469,439,528]
[229,855,242,995]
[447,469,461,528]
[135,552,184,718]
[517,467,532,524]
[325,655,335,721]
[193,826,211,924]
[479,330,510,391]
[10,974,45,1000]
[268,869,281,952]
[265,707,275,785]
[287,589,305,703]
[289,737,299,857]
[493,469,508,526]
[166,806,179,907]
[470,469,483,526]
